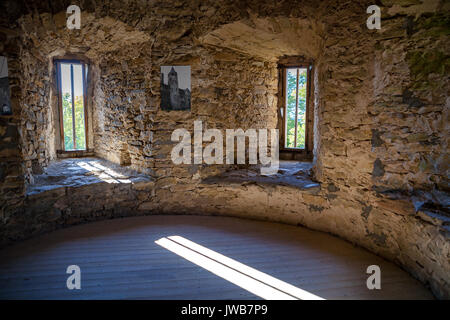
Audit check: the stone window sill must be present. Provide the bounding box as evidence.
[56,149,96,158]
[202,161,320,191]
[26,157,152,196]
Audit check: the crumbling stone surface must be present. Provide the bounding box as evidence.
[202,161,320,190]
[0,0,448,298]
[371,12,449,193]
[0,27,26,236]
[27,157,151,195]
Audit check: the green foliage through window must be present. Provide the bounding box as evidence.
[62,93,86,150]
[285,68,307,149]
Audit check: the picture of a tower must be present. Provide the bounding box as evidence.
[161,66,191,111]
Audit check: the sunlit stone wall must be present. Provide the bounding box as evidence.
[0,0,448,298]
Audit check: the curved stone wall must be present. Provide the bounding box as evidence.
[1,174,448,298]
[0,0,448,300]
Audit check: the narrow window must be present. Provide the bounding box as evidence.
[284,67,308,149]
[56,60,88,151]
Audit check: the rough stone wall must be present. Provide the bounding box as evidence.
[0,0,448,299]
[18,45,52,182]
[12,11,152,182]
[0,28,26,226]
[93,45,153,173]
[311,0,449,298]
[372,11,449,193]
[12,5,279,181]
[92,43,277,177]
[367,4,450,298]
[150,46,278,181]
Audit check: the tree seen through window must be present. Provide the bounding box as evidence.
[285,68,307,149]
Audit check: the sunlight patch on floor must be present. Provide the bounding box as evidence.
[155,236,324,300]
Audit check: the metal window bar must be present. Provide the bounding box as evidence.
[70,63,77,150]
[294,68,299,148]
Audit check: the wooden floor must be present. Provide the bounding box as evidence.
[0,215,433,300]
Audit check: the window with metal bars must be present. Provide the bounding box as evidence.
[56,60,88,151]
[279,64,313,154]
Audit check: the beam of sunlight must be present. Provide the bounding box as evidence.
[167,236,323,300]
[155,236,324,300]
[77,161,119,183]
[77,161,132,183]
[77,161,100,173]
[155,238,294,300]
[89,162,128,178]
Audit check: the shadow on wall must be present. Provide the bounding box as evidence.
[199,17,324,62]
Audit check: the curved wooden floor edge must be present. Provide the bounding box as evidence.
[0,215,434,300]
[2,159,448,298]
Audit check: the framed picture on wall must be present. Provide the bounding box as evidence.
[0,56,12,116]
[160,66,191,111]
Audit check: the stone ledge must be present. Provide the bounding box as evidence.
[374,187,450,234]
[26,157,153,196]
[201,161,320,191]
[417,210,450,227]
